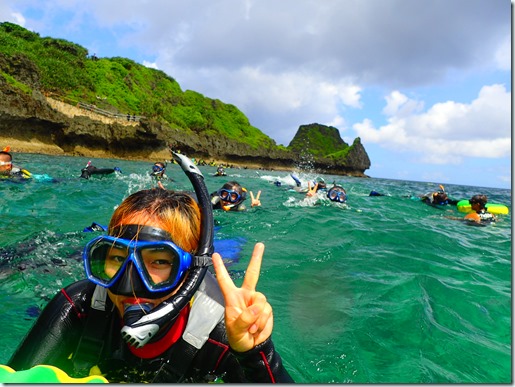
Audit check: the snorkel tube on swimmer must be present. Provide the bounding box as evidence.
[119,149,214,348]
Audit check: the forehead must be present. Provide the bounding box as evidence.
[0,153,11,161]
[119,215,163,230]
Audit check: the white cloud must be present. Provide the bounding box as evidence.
[142,61,158,69]
[163,63,361,145]
[355,84,511,163]
[10,12,26,27]
[383,90,424,117]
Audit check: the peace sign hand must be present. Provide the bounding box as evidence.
[306,181,318,197]
[250,190,262,207]
[212,242,273,352]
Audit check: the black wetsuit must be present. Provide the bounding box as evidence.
[80,166,118,179]
[0,167,31,181]
[8,273,293,383]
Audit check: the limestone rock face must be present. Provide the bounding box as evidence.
[0,53,370,176]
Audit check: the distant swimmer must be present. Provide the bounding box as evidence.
[80,161,122,179]
[420,184,458,206]
[0,147,32,180]
[214,166,227,177]
[211,181,261,211]
[446,194,497,226]
[150,161,171,182]
[464,195,497,224]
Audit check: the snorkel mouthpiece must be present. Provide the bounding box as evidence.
[123,303,153,326]
[121,303,158,348]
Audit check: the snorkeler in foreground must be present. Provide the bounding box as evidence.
[8,152,292,383]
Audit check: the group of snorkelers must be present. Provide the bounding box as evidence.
[421,184,498,225]
[1,146,126,182]
[273,173,348,204]
[151,162,498,225]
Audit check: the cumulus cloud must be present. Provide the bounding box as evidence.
[354,84,511,164]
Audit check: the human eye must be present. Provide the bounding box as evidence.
[142,248,174,269]
[106,247,128,264]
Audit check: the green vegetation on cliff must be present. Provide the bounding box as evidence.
[0,22,274,149]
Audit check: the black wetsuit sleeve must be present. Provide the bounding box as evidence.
[231,338,294,383]
[211,195,222,209]
[7,279,94,373]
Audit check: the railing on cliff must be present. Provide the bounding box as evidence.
[77,102,144,122]
[45,92,145,122]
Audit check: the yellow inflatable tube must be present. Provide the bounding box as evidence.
[0,364,108,383]
[456,200,509,215]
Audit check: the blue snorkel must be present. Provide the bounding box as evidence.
[120,150,214,348]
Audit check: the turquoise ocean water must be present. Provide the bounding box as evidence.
[0,153,511,383]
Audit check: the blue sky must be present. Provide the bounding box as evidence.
[1,0,511,189]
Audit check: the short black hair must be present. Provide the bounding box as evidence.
[470,194,487,206]
[0,151,12,160]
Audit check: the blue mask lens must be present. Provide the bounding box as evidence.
[83,236,192,293]
[218,188,241,203]
[328,189,347,203]
[152,165,164,173]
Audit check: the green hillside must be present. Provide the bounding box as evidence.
[0,21,275,149]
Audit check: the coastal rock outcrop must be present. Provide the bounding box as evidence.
[0,49,370,176]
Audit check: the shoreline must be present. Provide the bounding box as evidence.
[0,137,297,173]
[1,137,369,177]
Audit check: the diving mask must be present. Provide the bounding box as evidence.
[83,225,192,294]
[327,187,347,203]
[218,188,242,203]
[151,164,165,175]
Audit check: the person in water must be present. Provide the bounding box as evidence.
[150,161,170,182]
[463,194,496,224]
[305,180,328,198]
[8,173,292,382]
[0,149,31,179]
[80,161,122,179]
[420,185,458,206]
[214,166,227,176]
[211,181,261,211]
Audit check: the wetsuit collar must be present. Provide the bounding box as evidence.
[127,304,190,359]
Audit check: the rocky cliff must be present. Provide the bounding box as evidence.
[0,51,370,176]
[289,123,371,175]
